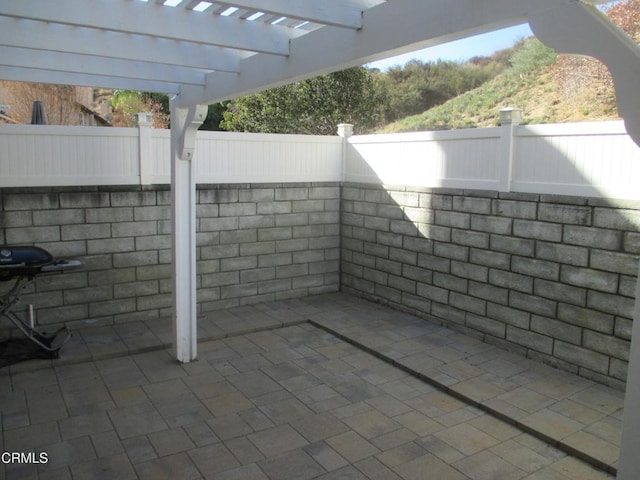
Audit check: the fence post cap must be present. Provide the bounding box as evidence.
[136,112,154,127]
[337,123,354,138]
[499,108,522,126]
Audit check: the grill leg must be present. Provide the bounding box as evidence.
[0,277,71,353]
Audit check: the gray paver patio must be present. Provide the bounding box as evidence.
[1,292,619,479]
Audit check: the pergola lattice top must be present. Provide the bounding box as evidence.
[0,0,388,99]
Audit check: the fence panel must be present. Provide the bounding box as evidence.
[345,128,503,190]
[0,125,139,187]
[0,126,343,187]
[145,130,343,184]
[513,121,640,199]
[193,131,342,184]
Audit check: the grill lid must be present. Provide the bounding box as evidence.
[0,246,53,267]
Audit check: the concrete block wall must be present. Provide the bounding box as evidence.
[341,182,640,388]
[0,183,339,331]
[3,179,639,388]
[195,183,340,311]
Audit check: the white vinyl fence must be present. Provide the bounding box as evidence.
[345,128,504,191]
[146,129,344,185]
[0,125,140,186]
[1,120,640,200]
[0,125,343,187]
[346,120,640,200]
[512,122,640,200]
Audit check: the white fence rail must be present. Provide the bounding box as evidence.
[1,120,640,200]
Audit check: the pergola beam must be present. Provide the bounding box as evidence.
[0,17,243,74]
[0,0,291,56]
[214,0,364,29]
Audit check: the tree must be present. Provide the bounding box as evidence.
[376,58,502,124]
[199,102,229,131]
[111,90,170,128]
[221,67,386,135]
[507,39,556,78]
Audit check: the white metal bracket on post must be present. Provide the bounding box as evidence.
[177,104,208,161]
[170,99,206,363]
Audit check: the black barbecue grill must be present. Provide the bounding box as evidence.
[0,246,82,354]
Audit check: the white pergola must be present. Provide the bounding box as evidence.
[1,1,640,476]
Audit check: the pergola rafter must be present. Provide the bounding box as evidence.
[3,47,207,88]
[0,17,244,74]
[0,0,295,56]
[0,66,185,97]
[212,0,366,29]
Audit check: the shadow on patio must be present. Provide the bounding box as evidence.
[1,292,618,479]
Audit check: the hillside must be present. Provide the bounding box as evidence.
[378,38,620,133]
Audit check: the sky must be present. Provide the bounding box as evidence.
[367,23,534,71]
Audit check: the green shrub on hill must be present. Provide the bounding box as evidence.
[378,35,618,132]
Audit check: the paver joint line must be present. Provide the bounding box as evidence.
[308,318,618,476]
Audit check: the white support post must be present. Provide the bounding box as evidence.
[170,98,207,363]
[137,112,154,185]
[618,263,640,479]
[498,107,521,193]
